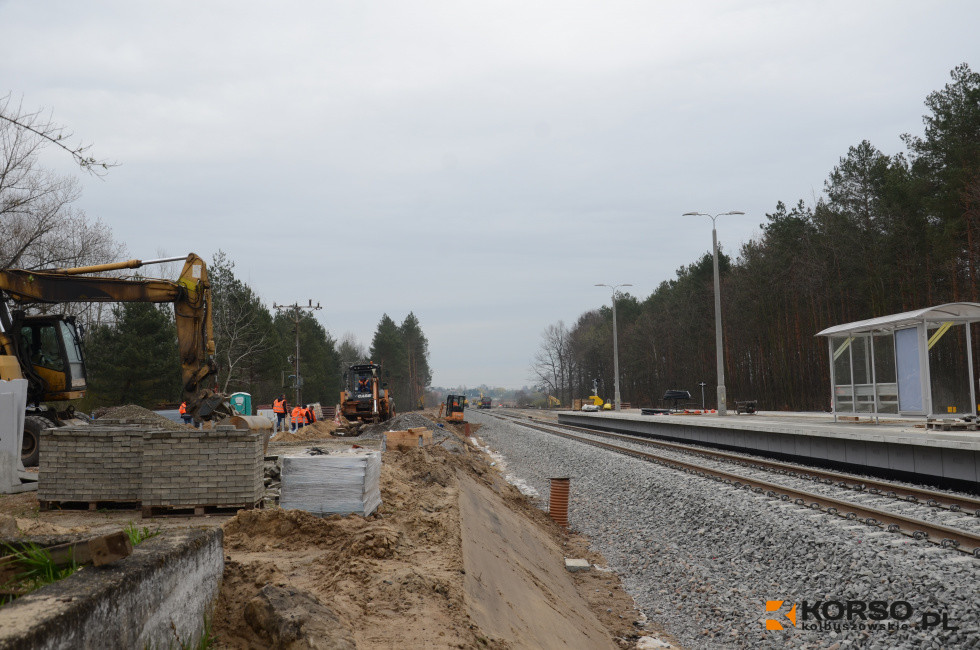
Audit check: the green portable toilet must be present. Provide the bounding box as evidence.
[229,392,251,416]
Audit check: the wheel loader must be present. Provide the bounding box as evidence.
[339,362,394,423]
[0,253,243,466]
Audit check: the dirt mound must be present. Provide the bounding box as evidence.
[269,420,338,443]
[222,508,363,552]
[95,404,186,431]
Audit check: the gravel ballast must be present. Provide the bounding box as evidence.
[468,411,980,650]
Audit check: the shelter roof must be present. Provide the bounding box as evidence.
[815,302,980,337]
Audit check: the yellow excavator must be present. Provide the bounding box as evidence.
[443,394,466,423]
[0,253,237,465]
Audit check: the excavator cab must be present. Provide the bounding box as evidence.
[11,312,86,402]
[1,310,87,403]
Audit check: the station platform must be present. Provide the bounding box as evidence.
[556,410,980,493]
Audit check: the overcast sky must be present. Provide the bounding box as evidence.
[1,1,977,389]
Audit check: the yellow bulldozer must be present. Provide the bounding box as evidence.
[0,253,241,466]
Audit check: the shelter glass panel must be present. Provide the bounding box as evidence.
[895,327,923,412]
[831,336,854,412]
[873,333,898,413]
[928,323,972,415]
[851,336,874,412]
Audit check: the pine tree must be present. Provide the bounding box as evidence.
[83,303,181,407]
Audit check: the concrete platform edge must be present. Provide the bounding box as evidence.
[0,527,223,649]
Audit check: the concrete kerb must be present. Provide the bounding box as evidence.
[0,528,223,649]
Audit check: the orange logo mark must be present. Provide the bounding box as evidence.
[765,600,797,630]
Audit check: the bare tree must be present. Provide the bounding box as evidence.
[1,95,124,272]
[210,251,273,393]
[1,96,127,333]
[0,93,118,176]
[337,331,367,377]
[530,322,572,404]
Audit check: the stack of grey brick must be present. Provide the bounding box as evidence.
[39,422,263,507]
[141,425,264,507]
[39,423,144,502]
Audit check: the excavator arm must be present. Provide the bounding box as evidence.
[0,254,231,420]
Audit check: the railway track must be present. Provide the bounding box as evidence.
[484,410,980,557]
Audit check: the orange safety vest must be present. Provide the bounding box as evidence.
[179,402,187,415]
[304,408,314,424]
[273,399,285,414]
[291,406,303,423]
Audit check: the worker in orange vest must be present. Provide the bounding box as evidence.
[178,401,192,425]
[304,405,315,425]
[272,395,287,432]
[291,405,304,431]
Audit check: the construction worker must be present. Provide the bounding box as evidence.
[273,395,287,432]
[178,401,192,425]
[304,405,315,424]
[358,376,369,392]
[291,405,304,430]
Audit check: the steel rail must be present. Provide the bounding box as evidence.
[486,412,980,556]
[493,410,980,515]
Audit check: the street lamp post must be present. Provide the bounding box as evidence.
[595,283,632,411]
[683,211,744,416]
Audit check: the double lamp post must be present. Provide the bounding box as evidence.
[593,210,742,416]
[683,211,744,416]
[595,283,631,411]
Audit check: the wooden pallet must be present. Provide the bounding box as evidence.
[39,499,141,512]
[925,418,978,431]
[140,500,262,518]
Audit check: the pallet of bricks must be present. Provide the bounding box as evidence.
[925,417,978,431]
[38,418,265,516]
[383,427,433,451]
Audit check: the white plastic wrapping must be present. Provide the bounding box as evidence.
[280,450,381,516]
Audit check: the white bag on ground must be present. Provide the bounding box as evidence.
[280,450,381,516]
[0,379,28,492]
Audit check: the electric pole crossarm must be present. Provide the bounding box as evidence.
[273,300,322,406]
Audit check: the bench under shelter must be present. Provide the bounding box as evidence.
[815,302,980,422]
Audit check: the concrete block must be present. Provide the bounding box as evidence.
[826,438,847,463]
[844,440,868,466]
[913,446,943,477]
[940,448,978,482]
[564,558,591,572]
[865,441,890,472]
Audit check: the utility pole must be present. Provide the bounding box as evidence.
[273,299,322,406]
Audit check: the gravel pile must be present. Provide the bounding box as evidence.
[354,413,464,452]
[358,412,439,438]
[468,411,980,649]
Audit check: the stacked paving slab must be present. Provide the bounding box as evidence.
[39,420,264,510]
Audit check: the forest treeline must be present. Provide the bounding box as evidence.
[532,63,980,411]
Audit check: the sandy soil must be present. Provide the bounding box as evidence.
[0,412,680,649]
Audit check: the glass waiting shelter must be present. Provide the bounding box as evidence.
[815,303,980,421]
